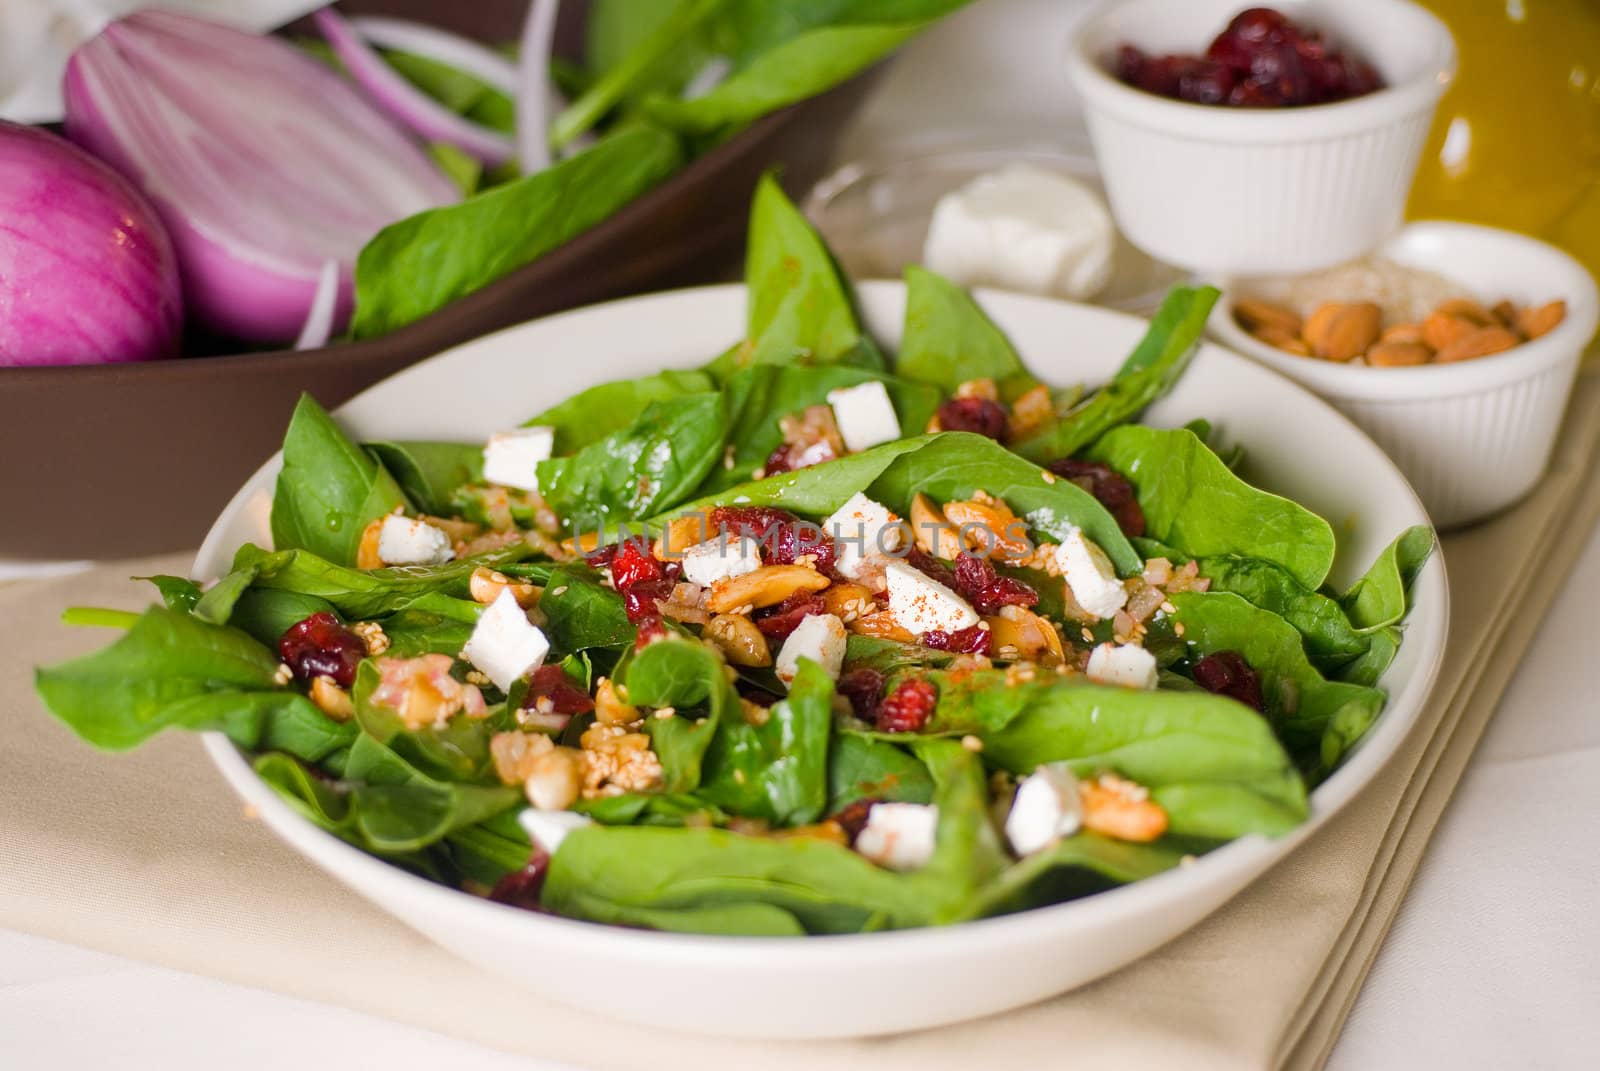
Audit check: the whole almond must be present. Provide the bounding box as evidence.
[1302,301,1344,354]
[1516,299,1567,340]
[1312,302,1381,362]
[1422,311,1477,351]
[1234,298,1302,338]
[1434,325,1521,363]
[1254,324,1306,353]
[1434,298,1495,326]
[1380,322,1427,346]
[1366,341,1432,367]
[1491,299,1518,326]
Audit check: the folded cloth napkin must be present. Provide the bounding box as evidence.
[0,1,322,123]
[3,370,1598,1071]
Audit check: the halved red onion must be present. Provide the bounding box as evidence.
[63,9,457,343]
[517,0,560,173]
[348,15,520,93]
[314,8,515,168]
[294,260,341,351]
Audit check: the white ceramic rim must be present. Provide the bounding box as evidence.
[192,282,1449,964]
[1209,221,1600,400]
[1063,0,1456,142]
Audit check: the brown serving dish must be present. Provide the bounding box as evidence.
[0,0,879,560]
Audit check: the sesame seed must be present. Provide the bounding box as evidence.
[550,585,569,597]
[1081,628,1095,642]
[961,734,984,752]
[1041,471,1056,484]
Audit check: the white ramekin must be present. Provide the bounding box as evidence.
[1065,0,1456,275]
[1210,222,1600,528]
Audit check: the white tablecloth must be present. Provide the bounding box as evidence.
[5,1,1596,1066]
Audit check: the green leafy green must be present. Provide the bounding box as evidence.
[626,639,739,791]
[1341,525,1434,631]
[896,265,1034,395]
[1195,555,1371,670]
[365,442,483,517]
[537,565,635,653]
[827,731,935,809]
[137,575,201,612]
[698,659,833,825]
[524,369,716,454]
[964,833,1188,919]
[229,543,525,621]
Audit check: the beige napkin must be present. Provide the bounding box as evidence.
[5,371,1599,1071]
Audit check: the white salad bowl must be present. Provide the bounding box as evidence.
[1210,222,1600,528]
[194,282,1447,1040]
[1065,0,1455,274]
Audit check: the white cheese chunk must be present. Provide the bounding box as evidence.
[1086,642,1159,690]
[1005,763,1083,856]
[884,560,979,636]
[679,533,764,587]
[518,808,593,851]
[462,589,550,691]
[922,164,1114,302]
[775,613,848,687]
[826,380,901,453]
[482,426,555,492]
[1056,529,1128,620]
[376,514,454,566]
[824,492,905,581]
[855,802,939,872]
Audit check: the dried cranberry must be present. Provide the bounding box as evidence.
[1247,43,1311,104]
[904,546,958,587]
[876,678,938,733]
[488,852,550,911]
[633,615,668,649]
[1177,59,1236,105]
[952,554,1039,615]
[762,442,796,477]
[1048,458,1146,538]
[608,540,664,592]
[937,396,1009,441]
[278,612,367,689]
[583,543,619,568]
[753,591,829,640]
[1115,44,1147,83]
[837,667,887,721]
[922,624,992,656]
[710,505,835,572]
[1222,7,1294,46]
[522,665,595,716]
[831,798,881,845]
[1193,650,1264,712]
[622,577,674,624]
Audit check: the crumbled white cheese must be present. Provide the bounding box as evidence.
[775,613,848,686]
[824,492,905,581]
[1086,642,1158,690]
[518,808,592,853]
[922,164,1114,302]
[1056,529,1128,619]
[884,560,979,636]
[855,802,939,871]
[826,381,901,453]
[482,426,555,492]
[462,589,550,691]
[376,514,454,566]
[1005,763,1083,856]
[679,533,764,587]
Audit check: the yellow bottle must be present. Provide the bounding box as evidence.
[1406,0,1600,281]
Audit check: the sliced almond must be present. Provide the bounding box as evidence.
[657,509,713,561]
[309,676,355,720]
[703,613,772,667]
[1366,341,1432,368]
[1434,325,1522,364]
[1421,311,1477,352]
[706,564,830,614]
[1310,302,1381,362]
[594,677,640,725]
[848,610,915,643]
[943,496,1031,560]
[821,581,877,623]
[1516,299,1567,341]
[1233,298,1302,338]
[984,608,1065,665]
[910,493,965,561]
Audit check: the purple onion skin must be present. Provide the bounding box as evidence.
[0,121,183,366]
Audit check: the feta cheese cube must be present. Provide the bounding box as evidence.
[775,613,848,686]
[855,802,939,871]
[1004,763,1083,856]
[377,514,454,566]
[482,426,555,492]
[518,808,592,854]
[824,492,905,581]
[1086,642,1158,690]
[680,533,764,587]
[884,560,979,636]
[922,164,1114,302]
[826,381,901,453]
[1056,529,1128,620]
[462,589,550,691]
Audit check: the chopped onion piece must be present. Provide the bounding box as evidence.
[314,9,514,167]
[349,16,520,93]
[517,0,560,174]
[294,260,341,351]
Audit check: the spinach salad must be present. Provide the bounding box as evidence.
[36,178,1431,937]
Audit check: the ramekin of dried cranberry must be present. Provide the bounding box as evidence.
[1064,0,1455,274]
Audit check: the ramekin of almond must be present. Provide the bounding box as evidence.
[1211,222,1598,528]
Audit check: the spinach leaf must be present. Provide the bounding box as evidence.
[1164,591,1387,775]
[524,369,716,454]
[351,661,506,784]
[36,606,287,750]
[964,832,1188,919]
[351,125,684,338]
[827,730,935,809]
[666,435,933,520]
[1196,555,1371,670]
[537,392,729,529]
[538,565,635,652]
[341,733,522,854]
[626,639,739,791]
[841,634,957,677]
[1341,525,1434,631]
[697,658,833,825]
[1086,424,1336,590]
[1010,286,1219,463]
[228,588,338,649]
[384,50,515,134]
[896,265,1034,393]
[1336,626,1400,688]
[574,792,727,827]
[271,394,410,567]
[375,609,477,658]
[928,669,1309,839]
[193,560,262,626]
[365,442,484,517]
[137,575,201,612]
[215,691,357,763]
[230,543,526,620]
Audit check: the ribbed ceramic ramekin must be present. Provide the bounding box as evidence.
[1064,0,1455,275]
[1211,223,1600,528]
